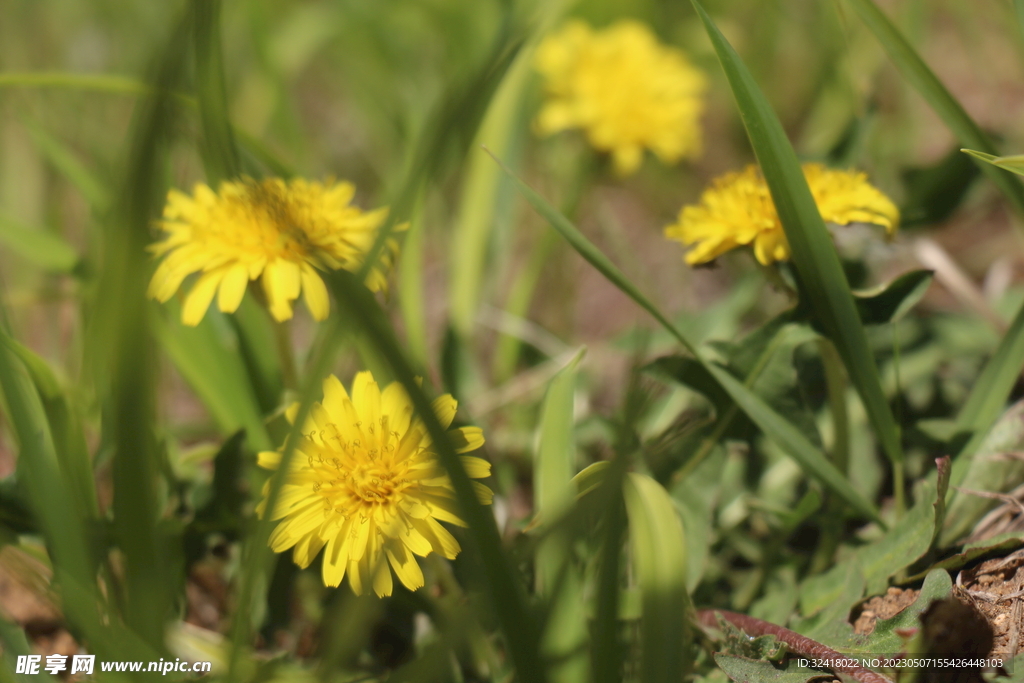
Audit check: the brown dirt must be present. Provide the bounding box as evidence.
[957,548,1024,658]
[853,587,922,635]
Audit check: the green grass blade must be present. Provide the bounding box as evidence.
[192,0,240,184]
[0,212,79,273]
[0,336,98,517]
[962,149,1024,177]
[93,14,191,650]
[488,152,882,524]
[692,1,904,478]
[536,348,585,539]
[449,41,534,336]
[844,0,1024,217]
[535,349,588,683]
[323,268,548,683]
[0,327,156,662]
[623,472,691,683]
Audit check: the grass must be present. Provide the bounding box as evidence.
[1,0,1024,682]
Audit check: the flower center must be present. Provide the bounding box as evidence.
[304,426,415,519]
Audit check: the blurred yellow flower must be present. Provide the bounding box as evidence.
[147,178,400,326]
[257,372,492,597]
[534,19,706,175]
[665,163,899,266]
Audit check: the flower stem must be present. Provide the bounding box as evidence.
[273,319,299,392]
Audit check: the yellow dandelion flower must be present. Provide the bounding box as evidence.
[257,371,493,597]
[147,177,401,326]
[665,163,899,266]
[534,19,706,175]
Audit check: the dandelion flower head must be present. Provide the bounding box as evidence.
[534,19,707,175]
[148,177,400,326]
[257,372,493,597]
[665,163,899,266]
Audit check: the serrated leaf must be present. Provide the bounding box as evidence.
[715,616,788,661]
[855,479,942,595]
[805,569,951,658]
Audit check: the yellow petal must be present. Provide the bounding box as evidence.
[451,427,484,453]
[269,501,323,552]
[351,372,381,430]
[347,556,365,596]
[182,269,226,326]
[380,382,414,436]
[257,450,281,469]
[459,455,491,479]
[292,531,326,569]
[300,264,330,321]
[411,517,461,559]
[431,395,458,429]
[386,543,425,591]
[372,553,393,597]
[322,520,353,587]
[263,259,301,321]
[321,375,350,420]
[348,515,371,561]
[217,263,250,313]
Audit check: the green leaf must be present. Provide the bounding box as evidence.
[536,348,586,532]
[715,655,834,683]
[714,617,787,661]
[490,153,881,524]
[650,318,822,448]
[796,560,865,627]
[805,569,951,658]
[961,149,1024,177]
[449,37,535,336]
[843,0,1024,218]
[853,270,934,325]
[192,0,240,183]
[0,212,79,273]
[624,472,691,683]
[535,349,588,683]
[952,298,1024,465]
[0,336,98,517]
[944,398,1024,543]
[855,479,942,595]
[152,307,272,451]
[693,0,904,473]
[911,531,1024,578]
